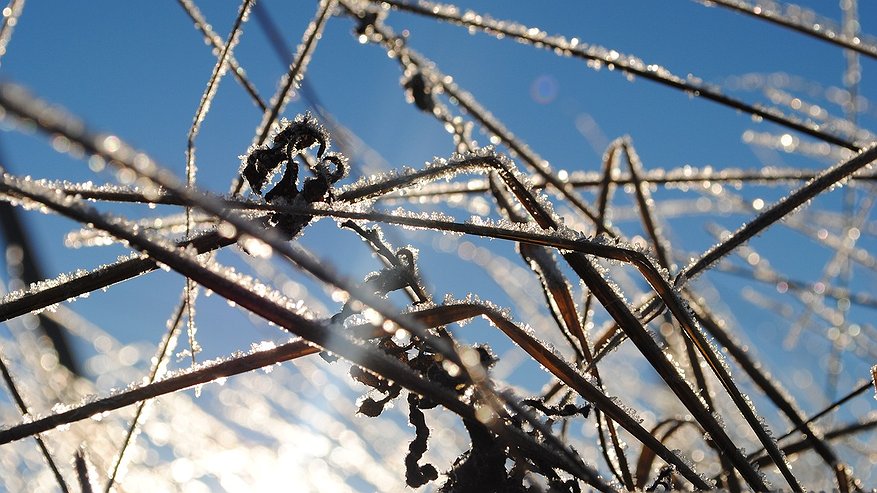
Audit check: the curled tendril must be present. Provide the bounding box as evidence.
[405,393,439,487]
[242,112,329,194]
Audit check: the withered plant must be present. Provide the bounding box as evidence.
[0,1,875,491]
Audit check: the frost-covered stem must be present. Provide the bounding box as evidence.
[176,0,268,111]
[42,164,877,221]
[675,316,738,486]
[184,279,198,365]
[249,203,662,263]
[405,303,711,489]
[0,350,70,492]
[715,261,877,310]
[0,228,235,324]
[489,174,634,487]
[689,296,850,488]
[104,299,187,493]
[748,379,873,461]
[369,167,877,201]
[0,339,320,444]
[341,154,557,228]
[0,83,474,376]
[184,0,253,160]
[340,0,615,235]
[184,0,253,366]
[561,253,770,490]
[275,207,766,486]
[695,0,877,61]
[0,0,24,67]
[621,140,673,271]
[620,140,738,483]
[619,206,720,488]
[683,143,877,281]
[594,142,621,235]
[0,177,595,485]
[236,0,336,195]
[186,0,252,183]
[376,0,859,150]
[186,0,253,250]
[751,416,877,469]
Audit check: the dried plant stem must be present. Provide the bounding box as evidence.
[339,0,615,234]
[0,176,601,489]
[0,350,70,492]
[696,0,877,61]
[369,167,877,201]
[0,338,319,444]
[403,303,711,489]
[752,416,877,469]
[747,379,873,462]
[177,0,268,112]
[103,300,187,493]
[183,0,253,366]
[0,228,235,324]
[375,0,859,150]
[684,143,877,280]
[689,297,849,486]
[233,0,336,195]
[48,166,877,206]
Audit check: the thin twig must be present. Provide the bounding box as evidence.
[695,0,877,61]
[103,300,187,493]
[235,0,337,195]
[683,143,877,280]
[375,0,860,150]
[0,350,70,492]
